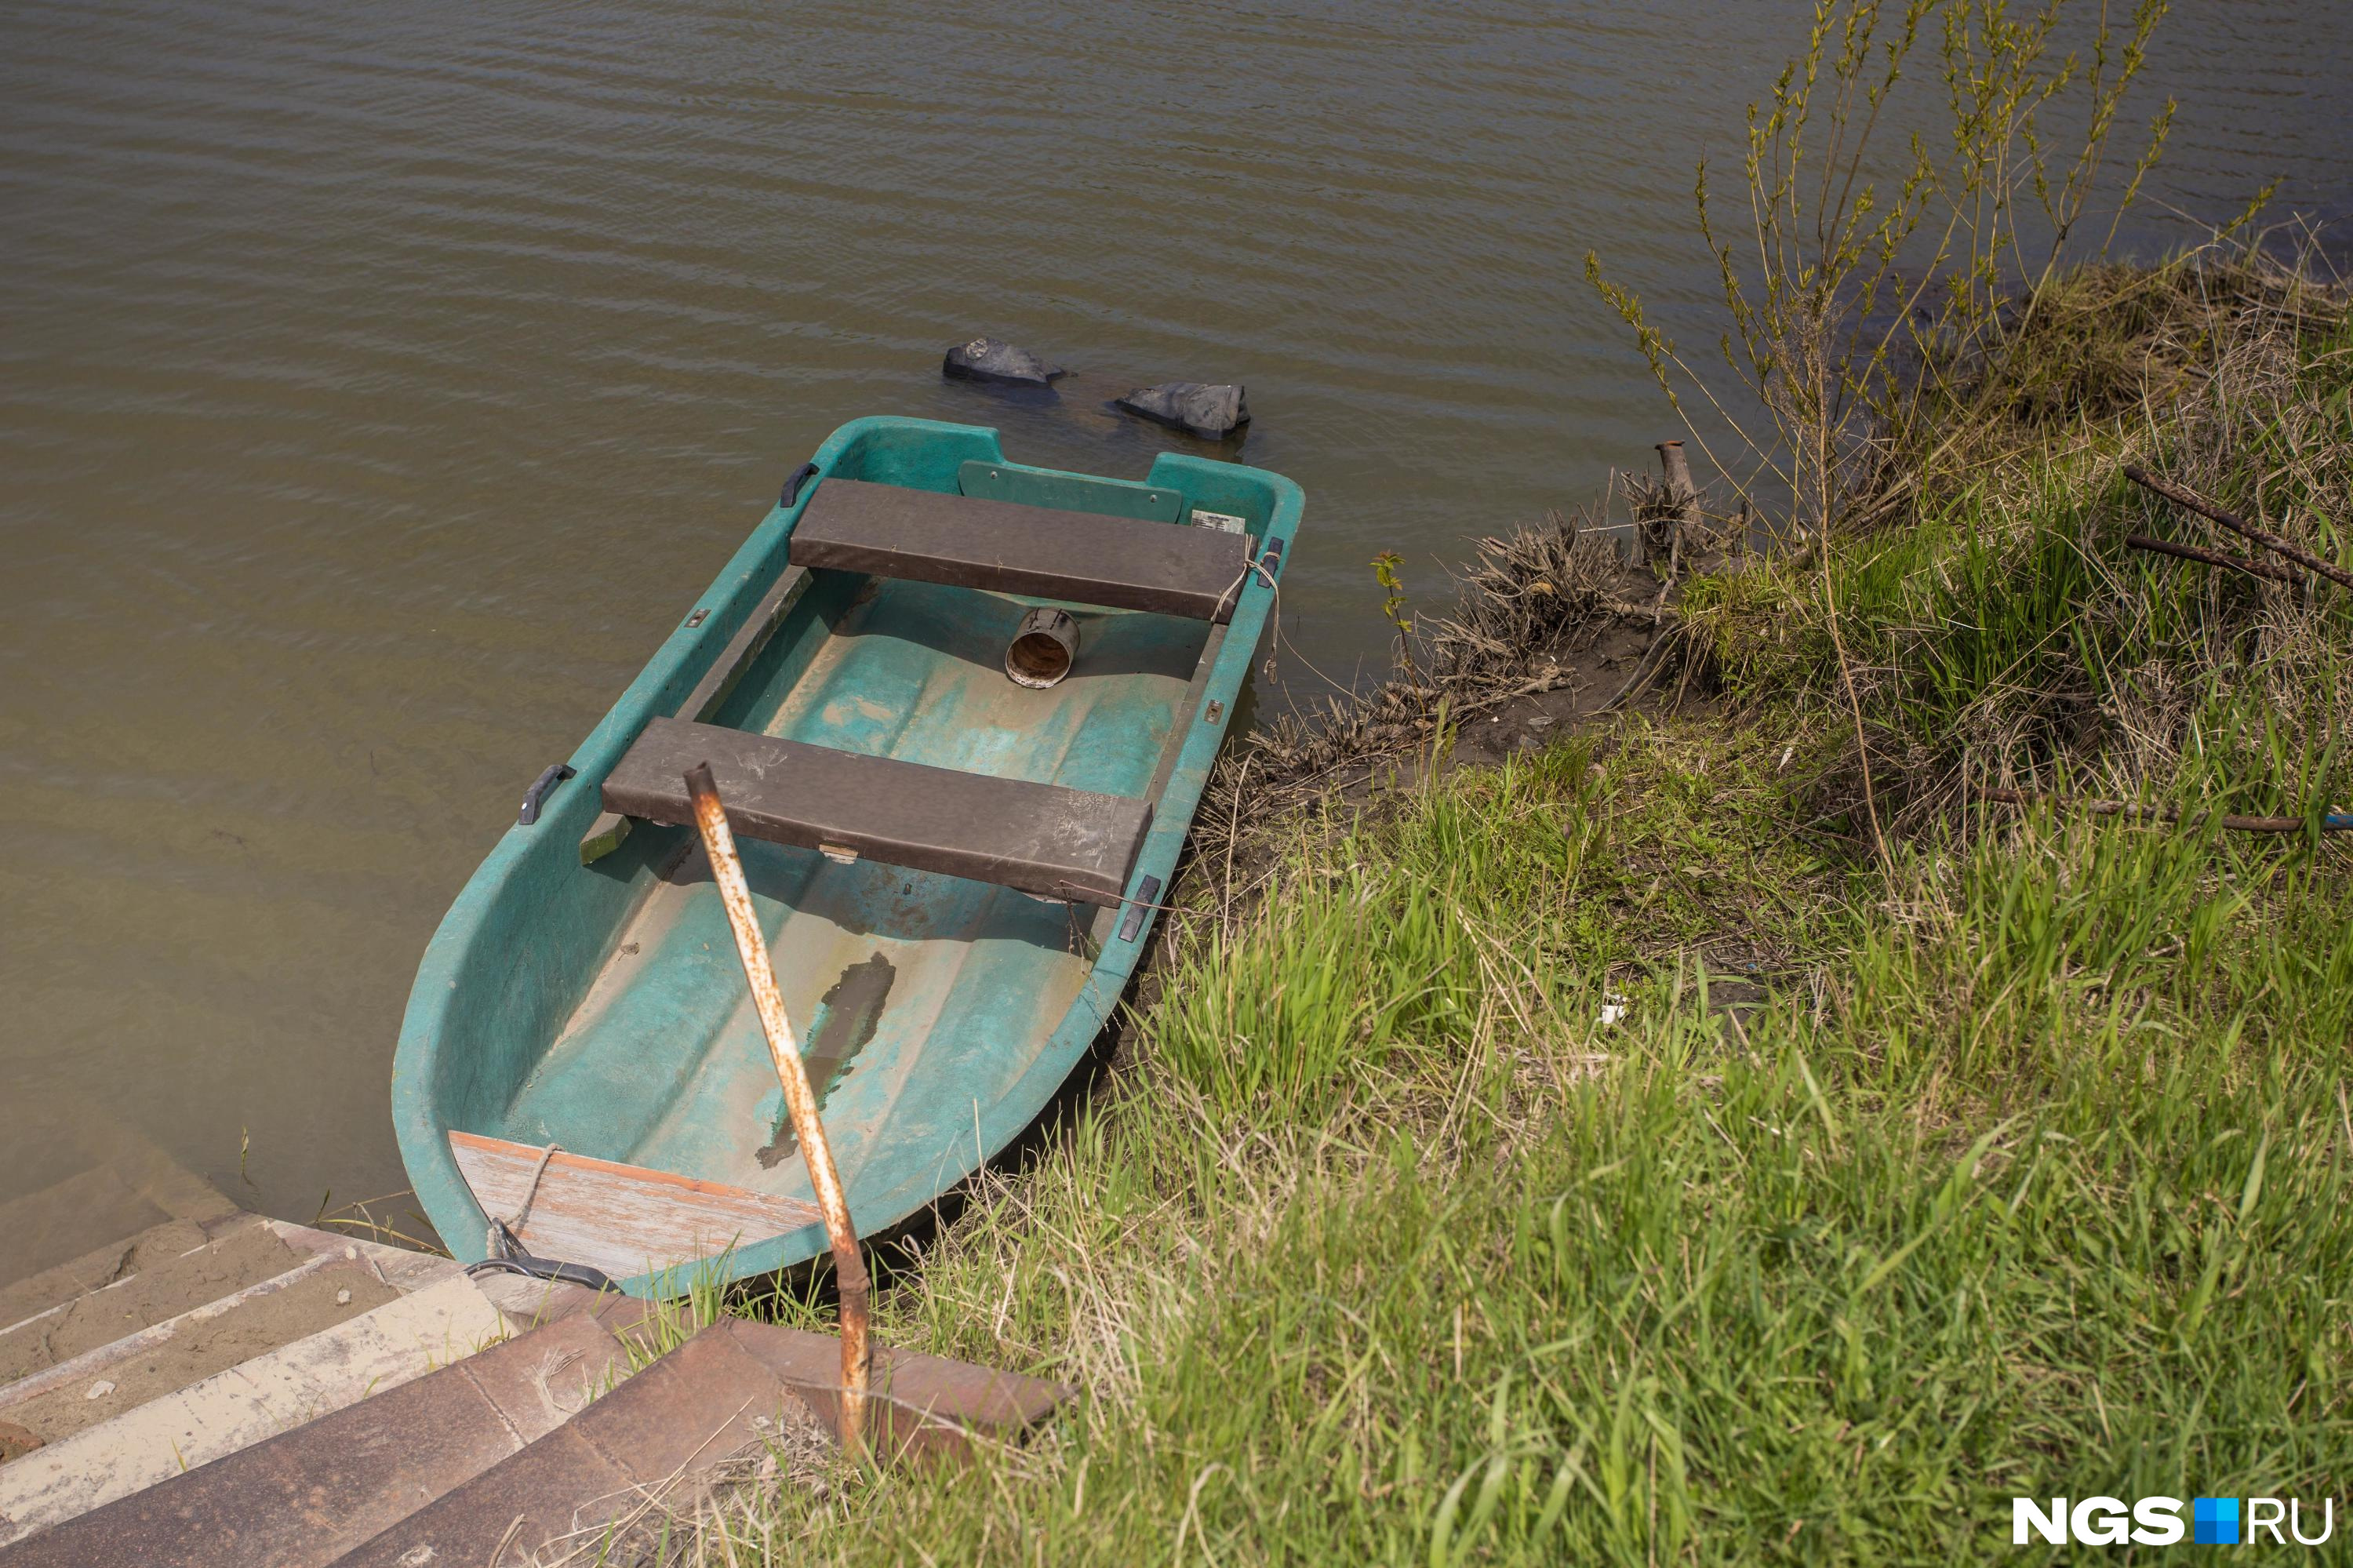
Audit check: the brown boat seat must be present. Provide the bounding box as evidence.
[601,716,1153,904]
[788,478,1253,622]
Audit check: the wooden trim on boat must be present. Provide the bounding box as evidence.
[448,1131,822,1284]
[1144,623,1229,811]
[581,566,813,865]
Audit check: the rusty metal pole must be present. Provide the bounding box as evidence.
[685,762,871,1454]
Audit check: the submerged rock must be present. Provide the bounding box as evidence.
[942,337,1066,386]
[1115,381,1250,439]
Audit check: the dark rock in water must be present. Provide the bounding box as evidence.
[1115,381,1250,439]
[942,337,1066,386]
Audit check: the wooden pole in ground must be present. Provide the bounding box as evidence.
[685,762,871,1454]
[1656,440,1703,571]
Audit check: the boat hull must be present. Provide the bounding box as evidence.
[392,417,1300,1295]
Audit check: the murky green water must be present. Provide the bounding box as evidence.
[4,0,2348,1224]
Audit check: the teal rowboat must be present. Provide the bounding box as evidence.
[392,417,1300,1297]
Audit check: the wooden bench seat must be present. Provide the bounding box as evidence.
[789,478,1252,622]
[601,716,1154,904]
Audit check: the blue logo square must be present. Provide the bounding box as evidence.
[2193,1497,2239,1545]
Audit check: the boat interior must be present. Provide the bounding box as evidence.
[442,453,1272,1282]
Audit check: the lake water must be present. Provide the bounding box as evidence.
[5,0,2348,1225]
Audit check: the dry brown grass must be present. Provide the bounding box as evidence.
[1187,471,1729,904]
[1670,238,2353,839]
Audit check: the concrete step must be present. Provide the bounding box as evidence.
[0,1228,421,1451]
[0,1217,309,1386]
[0,1219,215,1343]
[0,1310,625,1568]
[462,1283,1065,1458]
[0,1261,504,1544]
[329,1318,1073,1566]
[0,1157,235,1300]
[328,1320,824,1567]
[724,1319,1071,1463]
[0,1169,176,1298]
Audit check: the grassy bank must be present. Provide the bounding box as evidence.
[645,4,2353,1546]
[627,252,2353,1565]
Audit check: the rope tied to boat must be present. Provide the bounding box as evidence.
[1212,535,1362,697]
[486,1140,563,1256]
[465,1141,617,1293]
[1210,550,1283,624]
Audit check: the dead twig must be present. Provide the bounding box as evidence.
[1982,786,2353,834]
[2124,532,2300,586]
[1598,626,1676,714]
[2123,463,2353,590]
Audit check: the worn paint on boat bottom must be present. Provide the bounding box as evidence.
[758,952,897,1166]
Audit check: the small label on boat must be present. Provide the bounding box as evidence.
[819,843,860,864]
[1191,509,1246,533]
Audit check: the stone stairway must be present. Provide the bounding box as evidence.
[330,1312,1067,1567]
[0,1153,1067,1565]
[0,1184,507,1545]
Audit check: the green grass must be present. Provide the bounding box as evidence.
[1678,284,2353,838]
[667,715,2351,1564]
[651,278,2353,1566]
